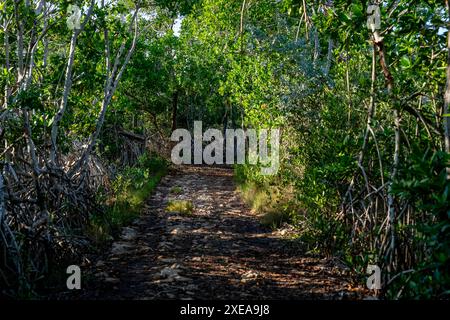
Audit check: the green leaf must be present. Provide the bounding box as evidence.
[400,56,411,69]
[351,3,363,19]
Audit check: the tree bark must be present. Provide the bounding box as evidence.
[14,0,25,85]
[444,1,450,179]
[0,172,5,224]
[171,90,178,131]
[347,43,377,192]
[302,0,309,40]
[70,8,140,176]
[3,15,11,109]
[324,39,333,76]
[373,30,398,265]
[50,0,95,165]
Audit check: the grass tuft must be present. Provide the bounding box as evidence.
[170,186,183,194]
[166,200,194,216]
[237,181,294,229]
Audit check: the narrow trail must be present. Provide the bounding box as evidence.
[81,166,366,300]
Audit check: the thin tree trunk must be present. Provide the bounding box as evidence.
[23,109,41,175]
[50,0,95,164]
[374,30,398,266]
[295,14,302,42]
[313,28,319,61]
[240,0,246,54]
[50,32,78,164]
[302,0,309,40]
[3,17,11,109]
[14,0,25,85]
[24,20,38,90]
[0,172,5,223]
[324,39,333,75]
[70,8,140,176]
[42,0,49,77]
[342,43,377,206]
[444,0,450,179]
[171,90,178,131]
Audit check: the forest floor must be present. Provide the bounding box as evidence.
[74,166,369,300]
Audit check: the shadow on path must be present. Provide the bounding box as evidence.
[79,166,367,300]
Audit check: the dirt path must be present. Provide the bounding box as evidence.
[80,166,366,300]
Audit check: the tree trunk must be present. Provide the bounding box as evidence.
[70,8,139,176]
[3,17,10,109]
[444,1,450,179]
[0,172,5,223]
[324,39,333,76]
[14,0,25,85]
[240,0,246,54]
[373,30,398,267]
[171,90,178,131]
[50,0,95,164]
